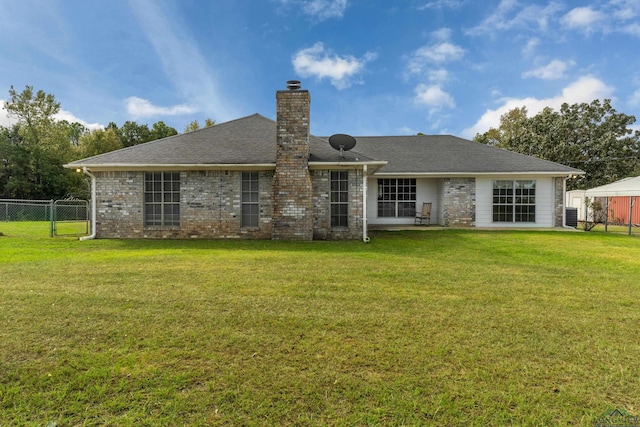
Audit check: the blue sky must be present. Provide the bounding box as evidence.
[1,0,639,139]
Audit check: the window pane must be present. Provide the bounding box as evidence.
[242,204,259,228]
[378,201,395,217]
[376,179,416,218]
[398,202,416,217]
[241,172,260,228]
[145,172,180,227]
[493,180,535,223]
[330,171,349,228]
[331,204,348,227]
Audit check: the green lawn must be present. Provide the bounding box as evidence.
[1,230,639,426]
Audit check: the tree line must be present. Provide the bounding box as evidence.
[0,86,214,200]
[474,99,640,190]
[3,85,640,200]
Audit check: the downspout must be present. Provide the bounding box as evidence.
[79,167,96,241]
[362,165,370,242]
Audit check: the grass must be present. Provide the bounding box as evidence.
[1,230,640,426]
[586,222,640,236]
[0,220,89,238]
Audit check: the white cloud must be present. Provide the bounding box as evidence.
[406,29,464,76]
[522,38,540,58]
[55,110,104,131]
[414,84,455,110]
[561,6,604,30]
[292,42,376,89]
[408,43,464,72]
[418,0,466,9]
[1,99,103,130]
[466,0,563,36]
[622,22,640,35]
[629,89,640,107]
[279,0,348,21]
[428,69,449,83]
[125,97,198,119]
[522,59,574,80]
[128,0,238,122]
[610,0,640,20]
[302,0,347,20]
[462,76,614,138]
[0,100,15,128]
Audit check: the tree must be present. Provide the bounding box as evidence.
[184,120,200,133]
[119,121,151,147]
[78,128,123,158]
[1,86,82,199]
[150,121,178,140]
[474,100,640,189]
[63,121,88,146]
[184,118,215,133]
[5,85,60,143]
[0,125,31,198]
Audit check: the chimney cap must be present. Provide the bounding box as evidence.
[286,80,301,90]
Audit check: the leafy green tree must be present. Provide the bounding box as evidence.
[184,118,215,134]
[1,86,82,199]
[150,121,178,140]
[119,121,151,147]
[474,100,640,189]
[62,121,88,146]
[184,120,200,133]
[0,125,31,198]
[78,128,123,158]
[5,85,60,143]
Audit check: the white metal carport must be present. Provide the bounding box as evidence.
[585,176,640,235]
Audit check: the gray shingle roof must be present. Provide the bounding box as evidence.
[66,114,371,167]
[350,135,582,175]
[66,115,581,175]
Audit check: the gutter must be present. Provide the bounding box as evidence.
[79,167,97,240]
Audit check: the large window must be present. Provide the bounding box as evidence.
[241,172,259,228]
[145,172,180,227]
[330,171,348,227]
[377,178,416,217]
[493,180,536,223]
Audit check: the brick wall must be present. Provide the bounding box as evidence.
[272,88,314,240]
[554,177,564,227]
[442,177,476,227]
[311,169,363,240]
[93,170,273,239]
[93,171,144,238]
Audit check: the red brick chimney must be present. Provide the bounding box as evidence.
[271,80,314,240]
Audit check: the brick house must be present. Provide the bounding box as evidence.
[65,81,582,241]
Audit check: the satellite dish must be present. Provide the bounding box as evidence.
[329,134,356,157]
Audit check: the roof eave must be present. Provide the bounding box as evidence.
[63,163,278,171]
[371,171,584,177]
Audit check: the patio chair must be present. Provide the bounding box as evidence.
[415,202,431,225]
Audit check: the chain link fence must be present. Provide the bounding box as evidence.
[0,199,89,238]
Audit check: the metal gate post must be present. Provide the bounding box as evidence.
[629,196,634,236]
